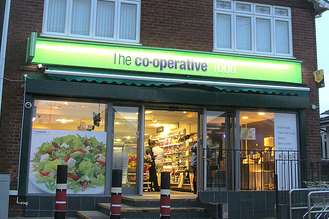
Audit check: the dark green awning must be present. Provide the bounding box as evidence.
[25,71,310,109]
[24,67,309,96]
[29,66,310,97]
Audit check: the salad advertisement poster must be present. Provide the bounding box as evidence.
[28,129,107,194]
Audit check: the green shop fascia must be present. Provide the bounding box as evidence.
[18,32,309,199]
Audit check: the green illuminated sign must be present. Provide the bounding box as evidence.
[27,33,302,83]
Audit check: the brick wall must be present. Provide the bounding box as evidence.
[0,0,321,215]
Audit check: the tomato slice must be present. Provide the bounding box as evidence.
[40,171,50,176]
[97,159,106,166]
[64,156,70,162]
[68,173,80,181]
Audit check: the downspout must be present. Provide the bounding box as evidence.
[0,0,11,115]
[0,0,28,206]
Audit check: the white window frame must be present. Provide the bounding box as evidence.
[213,0,293,58]
[42,0,141,45]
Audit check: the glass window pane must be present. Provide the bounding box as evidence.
[240,112,299,191]
[256,18,272,53]
[33,100,106,131]
[216,13,232,49]
[255,5,271,15]
[236,16,252,50]
[29,100,107,195]
[71,0,91,35]
[47,0,66,33]
[206,111,228,190]
[240,112,275,191]
[120,3,137,40]
[113,107,138,189]
[275,20,290,54]
[96,0,115,38]
[236,3,251,12]
[275,7,289,17]
[216,0,232,10]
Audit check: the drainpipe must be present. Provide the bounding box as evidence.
[0,0,11,116]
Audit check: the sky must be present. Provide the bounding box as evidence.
[316,11,329,113]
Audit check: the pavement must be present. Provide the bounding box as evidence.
[9,218,77,219]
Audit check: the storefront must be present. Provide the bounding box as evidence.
[18,32,310,200]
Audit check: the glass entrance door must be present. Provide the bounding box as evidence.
[112,106,139,194]
[205,111,234,191]
[143,110,198,193]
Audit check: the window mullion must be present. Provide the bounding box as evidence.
[90,0,97,37]
[271,17,275,56]
[114,0,120,40]
[252,16,256,54]
[288,17,293,56]
[232,13,235,51]
[43,0,49,33]
[136,0,141,43]
[66,0,73,35]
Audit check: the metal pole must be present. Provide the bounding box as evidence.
[160,172,171,219]
[275,173,279,219]
[54,165,68,219]
[111,169,123,219]
[137,105,145,195]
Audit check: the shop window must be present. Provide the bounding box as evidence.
[28,100,107,194]
[206,111,231,191]
[112,106,138,192]
[214,1,292,57]
[43,0,140,43]
[240,112,298,191]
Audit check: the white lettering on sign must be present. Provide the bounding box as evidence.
[214,61,237,74]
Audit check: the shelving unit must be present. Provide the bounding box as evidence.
[147,129,197,189]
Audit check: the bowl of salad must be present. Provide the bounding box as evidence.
[31,134,106,194]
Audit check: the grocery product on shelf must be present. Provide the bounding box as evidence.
[146,129,198,189]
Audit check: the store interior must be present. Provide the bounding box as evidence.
[144,110,198,193]
[240,111,275,190]
[32,100,106,131]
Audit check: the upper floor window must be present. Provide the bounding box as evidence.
[43,0,141,43]
[214,1,292,57]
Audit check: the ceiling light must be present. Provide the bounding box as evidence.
[242,116,249,120]
[56,118,74,124]
[115,122,120,125]
[258,112,266,116]
[150,123,161,127]
[152,120,157,123]
[183,111,187,114]
[145,111,153,114]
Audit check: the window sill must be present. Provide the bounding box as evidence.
[212,49,296,60]
[40,33,142,46]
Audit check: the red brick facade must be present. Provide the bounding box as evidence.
[0,0,321,215]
